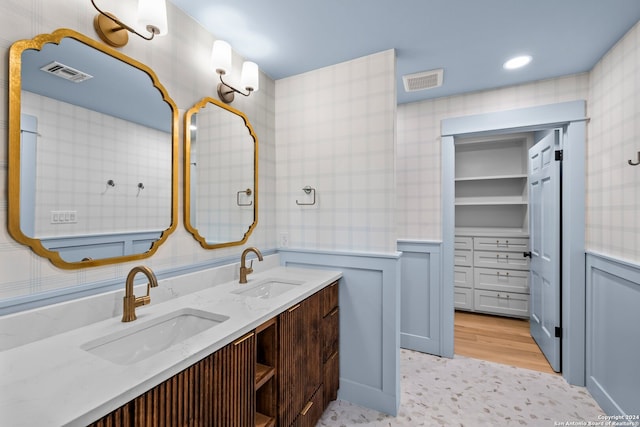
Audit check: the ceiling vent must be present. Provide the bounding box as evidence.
[402,68,443,92]
[40,61,93,83]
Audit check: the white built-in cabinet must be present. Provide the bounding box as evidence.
[454,133,533,318]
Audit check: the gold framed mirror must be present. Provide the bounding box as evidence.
[184,97,258,249]
[8,29,178,269]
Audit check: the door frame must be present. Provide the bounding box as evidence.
[440,101,587,386]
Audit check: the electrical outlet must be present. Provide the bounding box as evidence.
[50,210,78,224]
[279,232,289,248]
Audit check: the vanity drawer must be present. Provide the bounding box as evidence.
[294,385,324,427]
[454,250,473,267]
[474,290,529,318]
[474,251,529,271]
[321,281,339,317]
[454,236,473,250]
[474,267,529,293]
[454,266,473,288]
[473,237,529,253]
[322,307,339,362]
[323,350,339,407]
[454,287,473,310]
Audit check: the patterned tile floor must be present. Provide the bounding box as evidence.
[318,349,604,426]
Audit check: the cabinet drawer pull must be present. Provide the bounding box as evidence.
[288,303,301,312]
[300,400,314,416]
[328,351,338,361]
[329,307,339,317]
[496,271,510,277]
[233,332,254,346]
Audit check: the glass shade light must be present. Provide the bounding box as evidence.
[240,61,260,93]
[212,40,232,75]
[138,0,168,36]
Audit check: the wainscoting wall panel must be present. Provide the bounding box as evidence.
[397,240,442,356]
[278,248,401,416]
[586,252,640,416]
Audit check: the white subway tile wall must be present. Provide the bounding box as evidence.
[587,21,640,264]
[0,0,275,300]
[275,50,397,253]
[397,74,590,241]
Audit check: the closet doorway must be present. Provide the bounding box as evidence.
[451,132,557,373]
[440,101,587,386]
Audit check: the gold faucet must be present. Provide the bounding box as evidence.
[239,247,263,284]
[122,266,158,322]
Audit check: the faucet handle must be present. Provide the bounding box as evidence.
[135,295,151,307]
[247,260,254,274]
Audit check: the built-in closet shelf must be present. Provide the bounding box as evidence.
[255,363,275,390]
[455,198,527,206]
[455,174,527,182]
[454,132,533,319]
[255,412,276,427]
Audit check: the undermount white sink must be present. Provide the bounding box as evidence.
[82,308,229,365]
[231,278,305,299]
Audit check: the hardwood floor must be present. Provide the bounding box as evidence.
[454,311,558,375]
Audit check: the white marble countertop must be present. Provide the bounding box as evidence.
[0,266,342,427]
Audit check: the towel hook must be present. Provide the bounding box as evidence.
[101,179,116,195]
[629,151,640,166]
[237,188,253,206]
[296,186,316,206]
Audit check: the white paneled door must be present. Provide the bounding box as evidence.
[528,130,562,372]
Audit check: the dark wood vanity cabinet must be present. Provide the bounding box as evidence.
[89,280,339,427]
[277,292,322,427]
[278,280,340,427]
[88,331,256,427]
[321,281,340,407]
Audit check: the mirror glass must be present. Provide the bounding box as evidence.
[184,97,257,248]
[8,29,178,268]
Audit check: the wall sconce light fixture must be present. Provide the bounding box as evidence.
[91,0,168,48]
[211,40,260,103]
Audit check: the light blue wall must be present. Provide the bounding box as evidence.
[278,248,401,416]
[586,253,640,416]
[397,240,443,356]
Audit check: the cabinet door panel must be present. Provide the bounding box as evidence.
[454,236,473,250]
[454,265,473,288]
[454,250,473,267]
[278,295,321,427]
[454,287,473,310]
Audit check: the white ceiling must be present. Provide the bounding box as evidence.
[168,0,640,104]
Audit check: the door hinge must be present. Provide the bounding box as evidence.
[555,150,563,161]
[555,326,562,338]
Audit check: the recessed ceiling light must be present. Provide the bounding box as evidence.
[503,55,532,70]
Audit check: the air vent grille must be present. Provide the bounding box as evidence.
[40,61,93,83]
[402,68,443,92]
